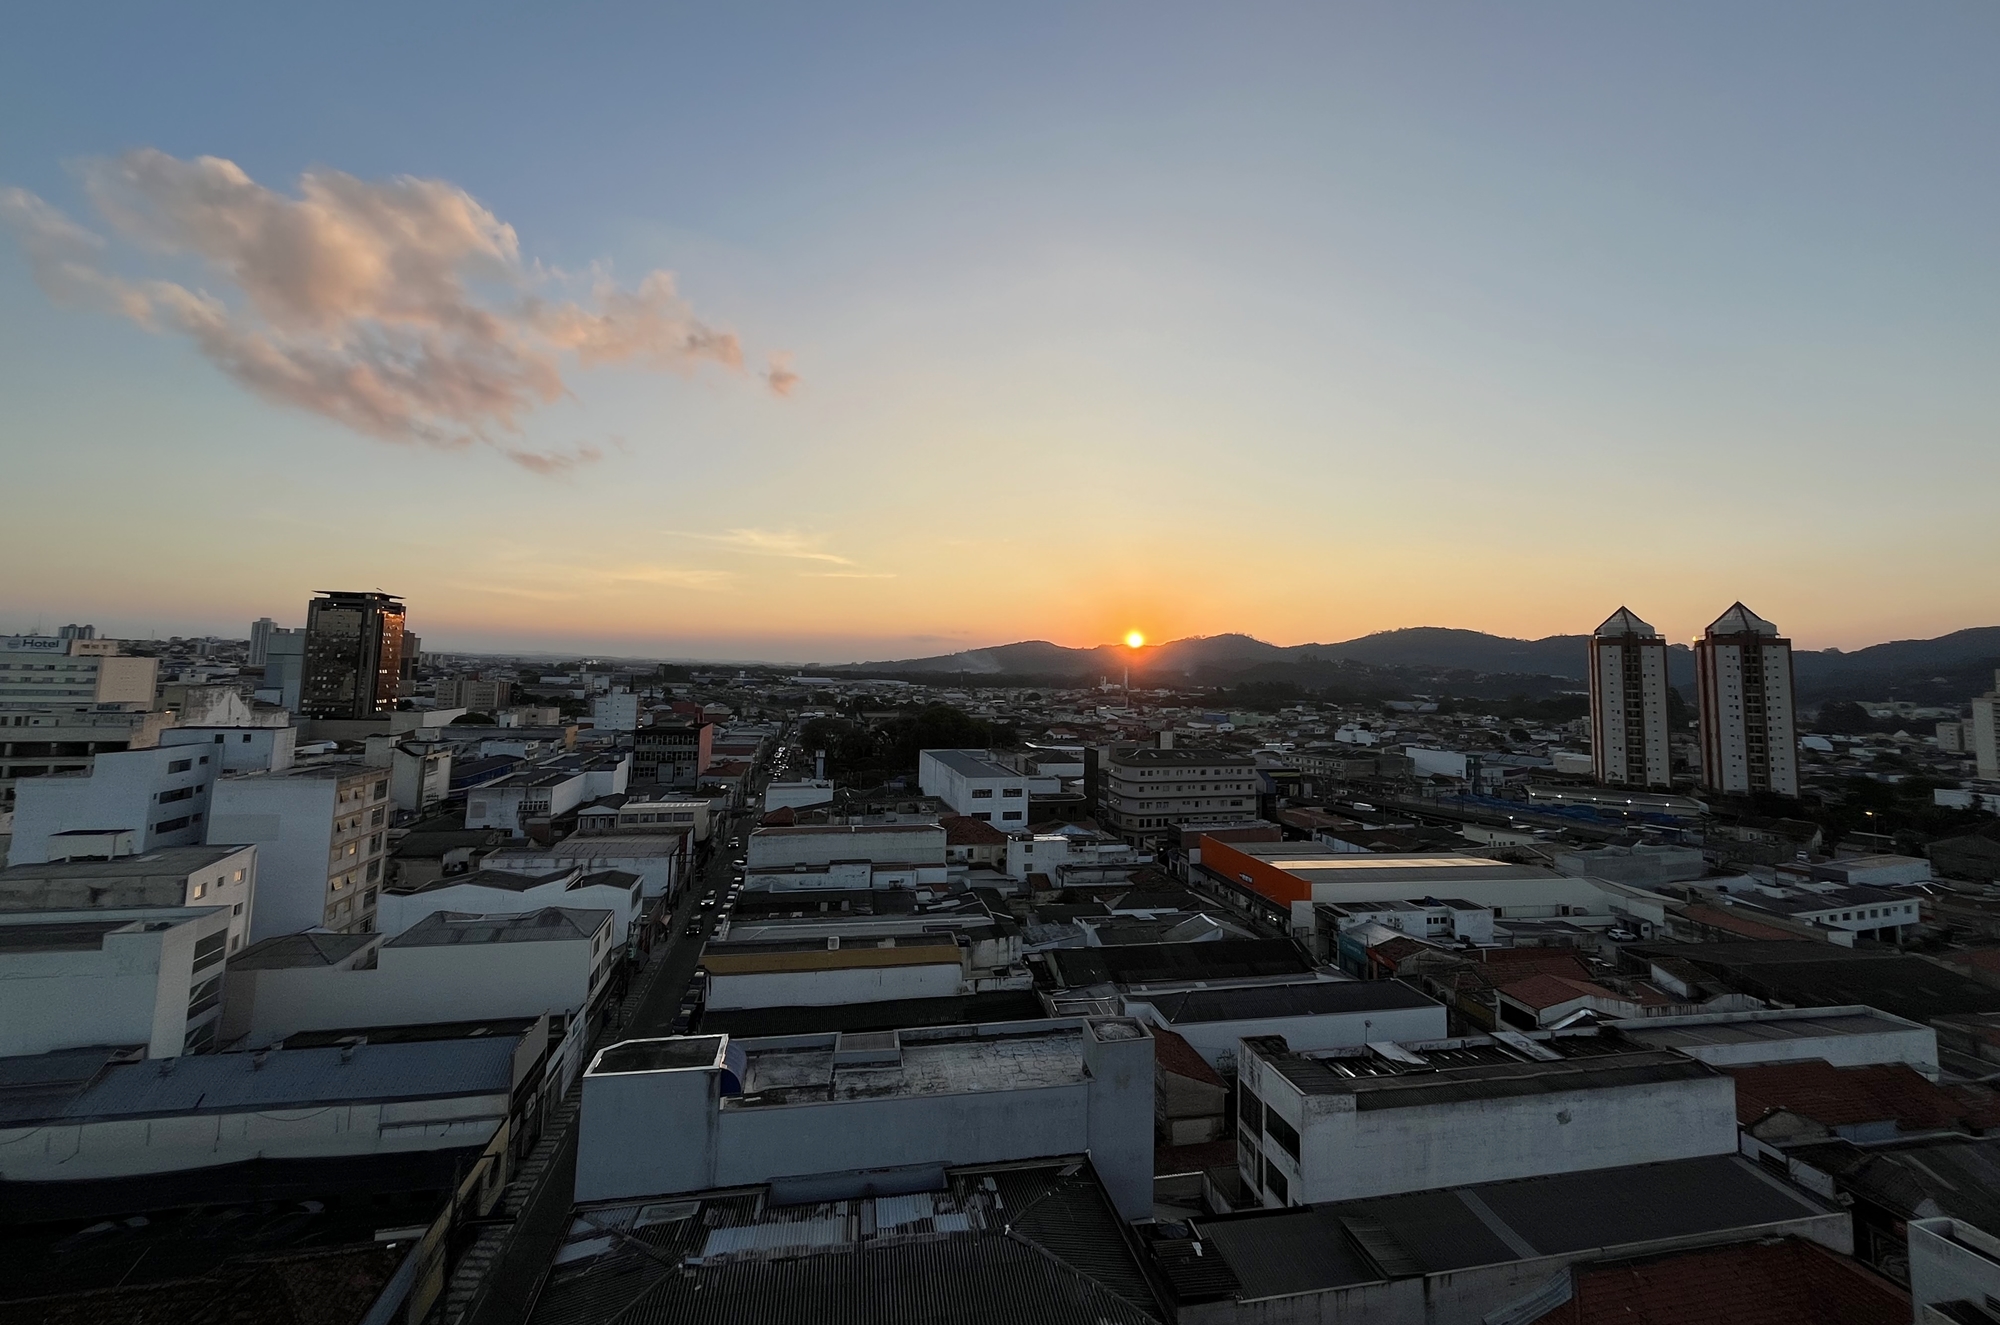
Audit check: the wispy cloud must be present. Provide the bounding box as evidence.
[0,150,795,473]
[668,528,856,566]
[804,571,897,579]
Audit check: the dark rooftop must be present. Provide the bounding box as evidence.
[527,1158,1161,1325]
[698,991,1048,1039]
[591,1037,724,1075]
[1160,1154,1835,1304]
[1627,943,2000,1023]
[1245,1033,1717,1109]
[1042,938,1312,989]
[1141,979,1439,1025]
[230,930,378,970]
[386,906,611,947]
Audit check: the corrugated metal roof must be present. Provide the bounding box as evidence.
[529,1160,1161,1325]
[47,1038,519,1123]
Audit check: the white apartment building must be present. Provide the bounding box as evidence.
[208,759,391,939]
[8,745,220,865]
[362,736,453,813]
[376,864,646,939]
[0,843,258,954]
[918,749,1030,823]
[0,635,156,712]
[1237,1031,1738,1208]
[590,691,641,731]
[467,768,590,836]
[221,906,617,1049]
[0,707,175,809]
[1589,606,1672,789]
[1098,745,1259,845]
[160,723,298,773]
[745,823,947,872]
[575,795,712,842]
[575,1017,1156,1218]
[0,905,235,1057]
[1969,670,2000,781]
[1695,602,1800,798]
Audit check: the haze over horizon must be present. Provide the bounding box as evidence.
[5,5,1998,659]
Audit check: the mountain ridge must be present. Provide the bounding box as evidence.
[833,624,2000,703]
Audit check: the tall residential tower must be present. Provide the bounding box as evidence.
[1588,607,1672,789]
[1695,603,1798,798]
[300,592,406,721]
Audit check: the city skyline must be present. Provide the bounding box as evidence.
[5,6,1999,659]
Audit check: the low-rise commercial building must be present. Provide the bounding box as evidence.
[575,1018,1156,1219]
[376,865,645,940]
[0,905,234,1056]
[0,707,173,810]
[1237,1030,1738,1207]
[0,843,258,953]
[8,745,219,865]
[221,907,617,1050]
[0,1035,528,1183]
[1098,745,1260,846]
[1125,979,1448,1072]
[209,759,390,939]
[918,748,1032,823]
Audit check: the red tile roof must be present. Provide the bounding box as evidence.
[1725,1059,2000,1132]
[940,814,1010,847]
[1539,1236,1906,1325]
[1150,1026,1226,1088]
[1478,950,1596,982]
[759,806,797,827]
[1680,903,1809,942]
[1497,973,1621,1011]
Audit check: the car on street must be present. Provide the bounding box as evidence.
[684,919,703,937]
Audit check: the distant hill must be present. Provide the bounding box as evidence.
[837,624,2000,704]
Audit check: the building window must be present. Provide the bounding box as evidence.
[1002,788,1022,797]
[192,881,206,899]
[1002,811,1023,821]
[154,816,191,833]
[167,758,192,774]
[1265,1166,1289,1206]
[1267,1112,1301,1161]
[971,788,993,799]
[373,780,388,799]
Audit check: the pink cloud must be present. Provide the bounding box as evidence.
[2,150,789,470]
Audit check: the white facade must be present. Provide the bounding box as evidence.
[590,692,641,731]
[0,1038,518,1183]
[9,745,220,865]
[0,906,234,1057]
[257,628,306,711]
[496,835,689,901]
[762,779,835,813]
[1973,679,2000,781]
[160,724,298,773]
[208,761,390,939]
[746,823,947,871]
[701,952,967,1010]
[918,749,1030,823]
[1588,607,1672,789]
[576,1017,1155,1219]
[0,844,258,954]
[1125,985,1449,1071]
[0,708,174,810]
[221,907,616,1048]
[1695,602,1799,798]
[1613,1005,1938,1077]
[376,865,646,938]
[0,636,157,712]
[1239,1034,1738,1208]
[466,769,589,836]
[1005,828,1152,881]
[1909,1219,2000,1324]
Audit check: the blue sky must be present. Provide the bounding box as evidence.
[3,4,1996,659]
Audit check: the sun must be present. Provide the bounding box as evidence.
[1125,630,1145,649]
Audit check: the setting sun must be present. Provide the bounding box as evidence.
[1124,630,1145,649]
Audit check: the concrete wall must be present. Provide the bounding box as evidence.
[747,826,946,870]
[161,726,297,773]
[763,780,835,813]
[1613,1006,1938,1078]
[1909,1218,2000,1324]
[208,775,336,942]
[0,1094,507,1182]
[223,929,601,1048]
[704,961,965,1010]
[375,876,642,939]
[575,1018,1155,1219]
[1249,1054,1738,1206]
[9,746,218,865]
[0,907,231,1058]
[1126,1002,1449,1071]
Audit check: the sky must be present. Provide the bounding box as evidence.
[3,4,1997,662]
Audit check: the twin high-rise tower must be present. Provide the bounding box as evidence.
[1587,602,1798,798]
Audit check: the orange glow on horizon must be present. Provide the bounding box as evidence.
[1125,630,1145,648]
